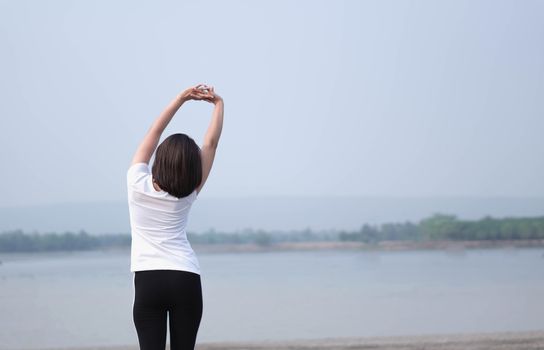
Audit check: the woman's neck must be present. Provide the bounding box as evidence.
[152,179,162,192]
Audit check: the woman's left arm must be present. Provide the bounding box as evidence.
[131,84,212,165]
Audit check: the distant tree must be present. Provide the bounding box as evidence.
[419,213,458,240]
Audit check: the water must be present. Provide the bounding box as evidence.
[0,247,543,349]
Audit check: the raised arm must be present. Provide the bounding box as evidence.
[131,84,211,165]
[196,87,224,194]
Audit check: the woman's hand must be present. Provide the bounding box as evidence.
[178,84,215,103]
[201,86,223,105]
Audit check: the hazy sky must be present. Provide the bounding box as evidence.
[1,0,543,207]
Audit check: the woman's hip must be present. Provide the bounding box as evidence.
[134,269,202,307]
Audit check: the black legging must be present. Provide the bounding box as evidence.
[133,269,203,350]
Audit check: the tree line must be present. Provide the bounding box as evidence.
[0,213,543,253]
[338,214,544,243]
[0,230,130,253]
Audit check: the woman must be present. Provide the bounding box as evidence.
[126,84,224,350]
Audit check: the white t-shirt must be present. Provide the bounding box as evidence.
[126,162,200,275]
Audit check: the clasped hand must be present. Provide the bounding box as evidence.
[180,84,221,104]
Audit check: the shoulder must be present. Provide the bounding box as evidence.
[188,188,198,203]
[127,162,150,187]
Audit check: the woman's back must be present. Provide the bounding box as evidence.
[127,162,200,274]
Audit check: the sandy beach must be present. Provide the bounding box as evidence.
[33,330,544,350]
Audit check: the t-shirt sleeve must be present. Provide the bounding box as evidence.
[190,189,198,203]
[127,162,150,187]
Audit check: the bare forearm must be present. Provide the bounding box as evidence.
[131,85,212,165]
[149,94,186,135]
[203,99,224,149]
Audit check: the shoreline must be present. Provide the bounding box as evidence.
[24,330,544,350]
[1,239,543,257]
[192,239,544,254]
[197,330,544,350]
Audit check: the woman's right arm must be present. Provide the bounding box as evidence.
[197,87,224,194]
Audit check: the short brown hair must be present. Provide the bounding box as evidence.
[152,133,202,198]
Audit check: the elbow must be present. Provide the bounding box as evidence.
[202,139,219,150]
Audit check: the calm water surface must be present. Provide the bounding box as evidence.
[0,248,543,349]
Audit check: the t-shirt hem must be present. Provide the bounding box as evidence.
[130,265,201,275]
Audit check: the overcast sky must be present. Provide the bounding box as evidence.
[1,0,543,207]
